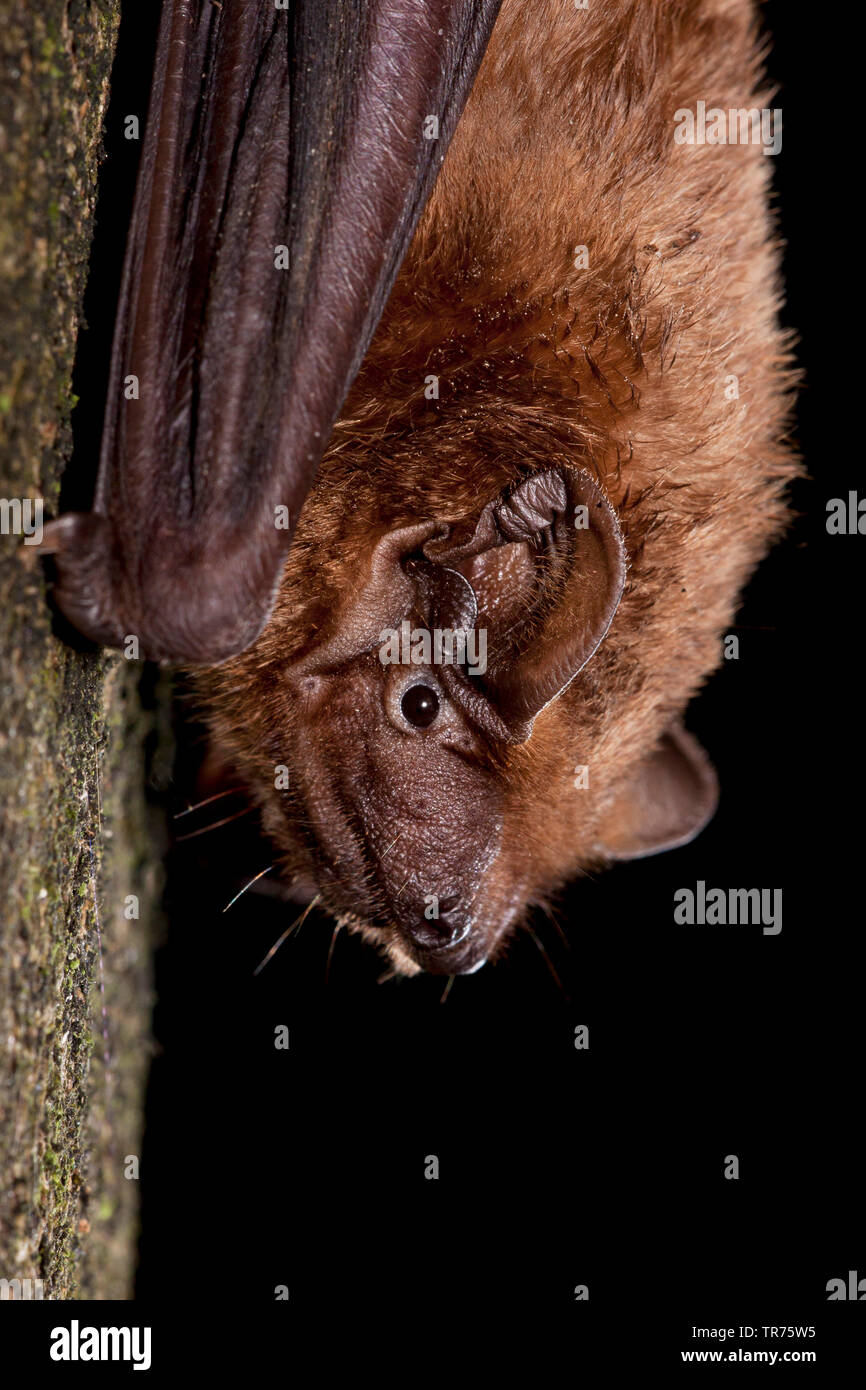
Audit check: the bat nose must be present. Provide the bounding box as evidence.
[402,895,470,950]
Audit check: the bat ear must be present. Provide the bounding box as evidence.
[290,521,446,673]
[595,723,719,860]
[422,468,627,741]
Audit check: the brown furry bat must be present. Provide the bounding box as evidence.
[47,0,796,977]
[192,0,796,976]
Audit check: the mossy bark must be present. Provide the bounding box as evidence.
[0,1,163,1299]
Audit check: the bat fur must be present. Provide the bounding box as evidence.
[193,0,798,977]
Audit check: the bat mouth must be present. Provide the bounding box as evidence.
[401,890,530,976]
[390,904,489,976]
[403,940,488,977]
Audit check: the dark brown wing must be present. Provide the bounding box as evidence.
[43,0,501,664]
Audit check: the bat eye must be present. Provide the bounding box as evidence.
[401,684,440,729]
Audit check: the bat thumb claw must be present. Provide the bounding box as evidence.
[33,514,92,555]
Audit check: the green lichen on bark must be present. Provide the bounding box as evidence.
[0,0,163,1299]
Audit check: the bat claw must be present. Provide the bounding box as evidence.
[39,512,128,651]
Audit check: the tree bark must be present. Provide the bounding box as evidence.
[0,0,163,1300]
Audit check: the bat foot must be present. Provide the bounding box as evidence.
[38,512,128,652]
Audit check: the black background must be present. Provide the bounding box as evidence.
[48,0,864,1368]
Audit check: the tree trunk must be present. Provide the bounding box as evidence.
[0,0,163,1300]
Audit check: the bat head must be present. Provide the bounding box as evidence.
[214,466,716,976]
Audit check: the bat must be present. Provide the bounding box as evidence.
[45,0,797,977]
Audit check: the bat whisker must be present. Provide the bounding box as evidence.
[175,806,255,841]
[253,894,322,976]
[223,864,274,913]
[539,901,570,951]
[324,922,341,985]
[173,786,244,819]
[439,975,455,1005]
[524,924,568,999]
